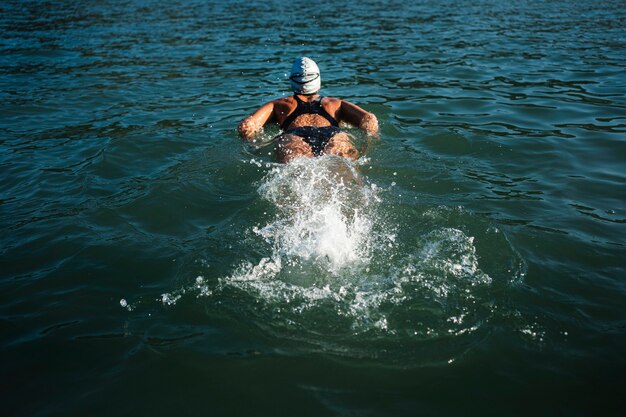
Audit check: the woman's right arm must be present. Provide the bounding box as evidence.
[339,100,379,137]
[238,101,276,141]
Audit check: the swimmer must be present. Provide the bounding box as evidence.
[238,57,379,163]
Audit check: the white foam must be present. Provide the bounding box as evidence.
[255,155,378,273]
[217,156,500,336]
[176,155,529,350]
[161,292,182,306]
[418,228,492,285]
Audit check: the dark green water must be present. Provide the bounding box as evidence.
[2,0,625,416]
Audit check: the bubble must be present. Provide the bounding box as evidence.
[161,293,181,306]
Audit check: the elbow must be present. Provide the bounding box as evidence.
[359,112,379,136]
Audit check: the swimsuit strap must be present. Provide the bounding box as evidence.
[280,95,339,130]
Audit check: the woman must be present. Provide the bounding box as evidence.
[238,57,379,163]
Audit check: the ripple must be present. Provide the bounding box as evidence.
[2,0,626,413]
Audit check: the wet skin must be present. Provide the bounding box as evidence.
[239,94,378,163]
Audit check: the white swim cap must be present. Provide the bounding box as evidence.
[289,57,321,95]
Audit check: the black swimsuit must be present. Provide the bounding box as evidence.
[280,95,341,155]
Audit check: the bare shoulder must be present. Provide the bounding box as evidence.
[321,96,342,112]
[273,95,296,118]
[321,96,341,105]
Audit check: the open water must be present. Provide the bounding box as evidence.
[1,0,625,416]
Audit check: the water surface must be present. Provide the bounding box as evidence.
[1,0,625,416]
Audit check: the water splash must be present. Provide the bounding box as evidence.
[141,156,526,362]
[220,156,512,326]
[253,155,380,273]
